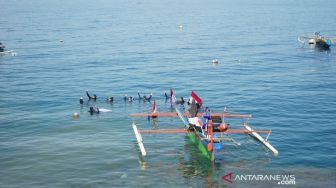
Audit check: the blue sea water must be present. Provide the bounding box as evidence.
[1,0,336,187]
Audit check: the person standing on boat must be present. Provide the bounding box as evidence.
[189,99,198,117]
[203,107,211,120]
[86,91,97,101]
[188,91,203,109]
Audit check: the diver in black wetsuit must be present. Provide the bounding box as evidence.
[176,96,185,105]
[164,91,170,103]
[124,95,135,102]
[0,43,5,52]
[138,92,152,102]
[86,91,97,101]
[79,97,84,105]
[89,106,99,114]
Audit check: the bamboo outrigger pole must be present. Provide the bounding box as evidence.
[132,122,147,156]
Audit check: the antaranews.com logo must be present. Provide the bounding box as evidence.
[222,172,296,185]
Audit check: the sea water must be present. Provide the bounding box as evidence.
[0,0,335,187]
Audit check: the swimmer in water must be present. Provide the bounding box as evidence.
[138,92,152,102]
[86,91,97,101]
[176,96,185,105]
[164,89,175,103]
[88,106,99,114]
[0,42,5,52]
[107,96,113,103]
[79,97,84,105]
[124,95,134,102]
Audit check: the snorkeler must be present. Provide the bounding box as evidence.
[164,89,175,103]
[0,42,5,52]
[79,97,84,105]
[88,106,100,114]
[124,95,135,103]
[107,96,113,103]
[176,96,185,105]
[164,92,169,99]
[138,92,152,102]
[86,91,97,101]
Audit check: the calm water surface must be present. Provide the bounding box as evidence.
[1,0,335,187]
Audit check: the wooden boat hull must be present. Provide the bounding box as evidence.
[187,131,213,160]
[175,107,216,160]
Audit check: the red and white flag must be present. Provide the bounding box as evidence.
[152,100,157,113]
[190,91,203,104]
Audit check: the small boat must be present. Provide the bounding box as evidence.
[131,90,278,162]
[298,32,336,50]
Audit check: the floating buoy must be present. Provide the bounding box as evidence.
[120,173,128,178]
[212,59,220,64]
[179,25,183,30]
[72,112,79,119]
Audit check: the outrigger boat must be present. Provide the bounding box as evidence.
[131,90,278,161]
[298,32,336,50]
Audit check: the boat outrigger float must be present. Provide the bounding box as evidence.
[131,90,278,161]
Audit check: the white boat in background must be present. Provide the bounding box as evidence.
[0,43,16,56]
[0,50,17,56]
[298,32,336,50]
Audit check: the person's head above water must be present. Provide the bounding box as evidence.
[128,96,133,102]
[80,97,84,104]
[88,106,99,114]
[107,96,113,102]
[89,106,94,113]
[86,91,97,100]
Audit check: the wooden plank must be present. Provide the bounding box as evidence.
[138,129,271,133]
[130,112,252,118]
[139,129,187,133]
[225,129,271,133]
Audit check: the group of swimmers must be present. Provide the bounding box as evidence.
[164,91,186,105]
[81,91,154,114]
[80,91,153,104]
[124,92,152,102]
[81,90,189,115]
